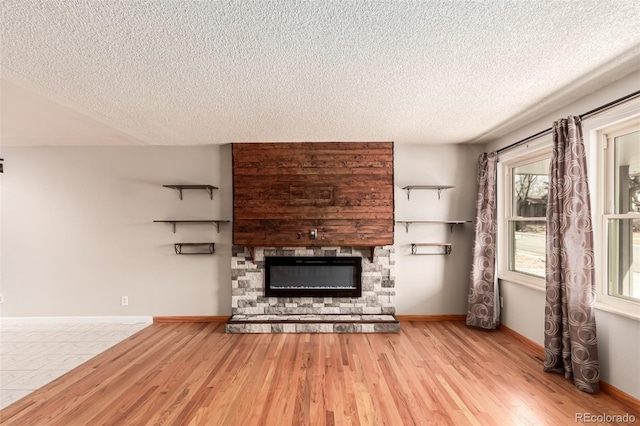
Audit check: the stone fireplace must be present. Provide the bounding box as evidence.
[226,245,399,333]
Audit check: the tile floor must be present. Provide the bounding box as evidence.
[0,321,150,410]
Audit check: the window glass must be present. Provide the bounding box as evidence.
[512,159,550,217]
[510,220,546,278]
[608,218,640,303]
[613,131,640,214]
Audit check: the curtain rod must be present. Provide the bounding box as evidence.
[496,89,640,154]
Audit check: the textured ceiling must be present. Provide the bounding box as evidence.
[1,1,639,147]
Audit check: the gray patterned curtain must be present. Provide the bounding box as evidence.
[466,152,499,330]
[544,116,600,393]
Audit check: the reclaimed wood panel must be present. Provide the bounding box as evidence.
[233,142,394,247]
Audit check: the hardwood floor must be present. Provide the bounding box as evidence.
[1,320,637,425]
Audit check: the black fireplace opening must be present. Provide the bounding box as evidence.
[265,256,362,298]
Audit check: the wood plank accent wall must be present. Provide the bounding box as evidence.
[233,142,394,247]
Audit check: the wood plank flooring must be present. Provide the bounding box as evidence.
[1,320,638,425]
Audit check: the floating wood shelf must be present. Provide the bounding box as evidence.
[154,220,230,233]
[174,242,215,255]
[162,184,219,200]
[411,243,452,255]
[244,246,378,263]
[402,185,454,200]
[396,220,472,233]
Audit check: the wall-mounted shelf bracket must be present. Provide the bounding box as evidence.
[400,221,413,233]
[163,185,218,200]
[411,243,452,255]
[154,220,230,233]
[402,185,454,200]
[396,220,472,233]
[174,242,215,255]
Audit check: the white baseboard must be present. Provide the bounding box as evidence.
[0,316,153,325]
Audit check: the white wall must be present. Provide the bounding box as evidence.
[393,143,482,314]
[1,142,482,318]
[1,145,233,317]
[486,70,640,399]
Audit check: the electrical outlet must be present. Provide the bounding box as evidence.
[0,294,4,304]
[500,297,504,308]
[121,296,129,306]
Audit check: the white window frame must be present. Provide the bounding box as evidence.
[497,137,552,291]
[593,116,640,320]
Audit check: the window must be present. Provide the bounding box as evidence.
[508,157,550,278]
[604,125,640,304]
[496,104,639,319]
[498,140,551,288]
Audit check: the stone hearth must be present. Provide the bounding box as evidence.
[226,314,399,333]
[227,245,399,333]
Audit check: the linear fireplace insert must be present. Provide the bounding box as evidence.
[265,256,362,298]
